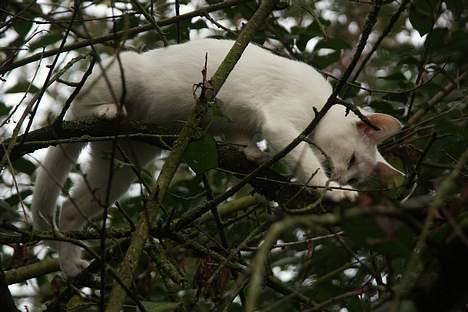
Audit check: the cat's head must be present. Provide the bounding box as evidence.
[314,109,404,186]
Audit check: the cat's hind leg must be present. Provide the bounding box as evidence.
[58,141,158,276]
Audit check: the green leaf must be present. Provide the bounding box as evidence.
[0,101,10,116]
[5,81,40,94]
[409,3,433,36]
[342,217,386,247]
[424,27,449,52]
[315,38,351,51]
[191,19,207,30]
[413,0,438,14]
[0,199,18,220]
[447,30,468,55]
[12,158,37,175]
[13,20,33,39]
[29,32,63,50]
[311,50,340,69]
[346,295,368,312]
[0,200,11,211]
[5,190,33,206]
[184,133,218,174]
[291,22,322,51]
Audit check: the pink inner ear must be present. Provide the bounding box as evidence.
[357,114,402,144]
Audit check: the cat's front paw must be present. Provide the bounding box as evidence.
[59,243,89,277]
[324,182,358,202]
[94,103,127,120]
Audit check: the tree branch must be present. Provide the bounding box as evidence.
[408,67,468,124]
[0,0,253,75]
[4,259,59,285]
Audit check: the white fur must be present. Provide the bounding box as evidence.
[31,39,402,276]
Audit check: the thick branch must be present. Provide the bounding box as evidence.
[0,119,172,161]
[4,259,59,285]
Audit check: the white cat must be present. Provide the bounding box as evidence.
[31,39,402,276]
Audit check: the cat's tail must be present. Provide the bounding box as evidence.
[31,143,85,231]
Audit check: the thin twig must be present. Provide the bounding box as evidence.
[408,67,468,124]
[0,0,252,74]
[129,0,168,46]
[350,0,410,82]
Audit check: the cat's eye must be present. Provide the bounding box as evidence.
[348,153,356,168]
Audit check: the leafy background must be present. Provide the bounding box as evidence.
[0,0,467,311]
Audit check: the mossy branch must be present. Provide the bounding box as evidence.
[4,259,60,285]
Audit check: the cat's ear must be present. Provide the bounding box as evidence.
[356,114,402,144]
[374,152,405,178]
